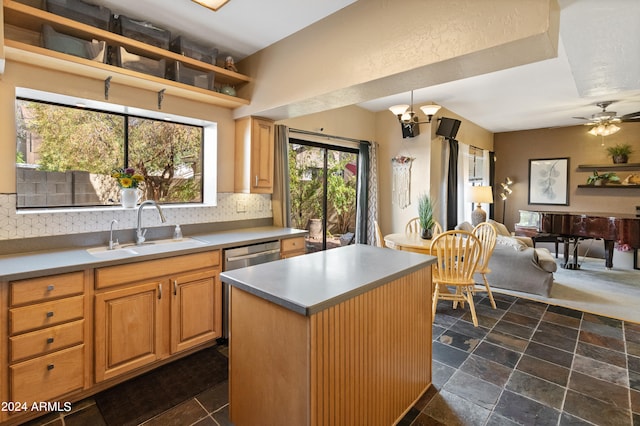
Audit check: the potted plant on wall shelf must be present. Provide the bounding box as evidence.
[586,170,621,186]
[606,143,633,164]
[417,193,435,239]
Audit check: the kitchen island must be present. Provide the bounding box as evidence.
[220,244,435,426]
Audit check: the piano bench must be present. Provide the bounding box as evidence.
[530,234,562,258]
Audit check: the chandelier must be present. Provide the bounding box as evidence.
[389,90,441,138]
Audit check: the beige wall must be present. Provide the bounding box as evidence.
[237,0,559,120]
[0,61,237,193]
[494,122,640,232]
[279,105,494,237]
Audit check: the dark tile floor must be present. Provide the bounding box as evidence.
[25,292,640,426]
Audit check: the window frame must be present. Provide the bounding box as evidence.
[14,87,217,211]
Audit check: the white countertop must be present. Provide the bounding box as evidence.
[220,244,435,316]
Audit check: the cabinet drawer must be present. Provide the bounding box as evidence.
[10,271,84,306]
[10,345,84,404]
[95,250,221,289]
[10,320,84,363]
[9,295,84,335]
[281,237,306,255]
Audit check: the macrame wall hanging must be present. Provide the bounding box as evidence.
[392,156,413,209]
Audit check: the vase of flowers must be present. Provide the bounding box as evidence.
[112,167,144,208]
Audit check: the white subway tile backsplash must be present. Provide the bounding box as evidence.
[0,193,272,241]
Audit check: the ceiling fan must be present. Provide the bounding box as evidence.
[573,101,640,125]
[573,101,640,136]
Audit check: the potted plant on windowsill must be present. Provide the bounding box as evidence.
[586,170,621,186]
[417,193,435,239]
[606,143,633,164]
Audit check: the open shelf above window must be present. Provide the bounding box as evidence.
[2,0,251,108]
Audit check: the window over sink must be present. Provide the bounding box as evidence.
[14,88,216,209]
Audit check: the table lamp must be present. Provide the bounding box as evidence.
[467,186,493,226]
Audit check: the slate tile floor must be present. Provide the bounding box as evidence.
[25,292,640,426]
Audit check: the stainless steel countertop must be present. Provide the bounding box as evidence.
[0,226,307,281]
[220,244,435,316]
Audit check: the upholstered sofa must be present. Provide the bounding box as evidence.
[456,220,557,297]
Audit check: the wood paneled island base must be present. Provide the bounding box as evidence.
[226,246,433,426]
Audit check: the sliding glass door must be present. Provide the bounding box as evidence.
[289,139,358,252]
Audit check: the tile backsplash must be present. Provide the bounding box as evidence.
[0,193,272,240]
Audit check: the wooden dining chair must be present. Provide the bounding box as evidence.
[430,230,482,326]
[472,222,498,309]
[374,220,385,248]
[405,217,421,234]
[432,221,443,237]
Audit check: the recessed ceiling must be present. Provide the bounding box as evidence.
[92,0,640,134]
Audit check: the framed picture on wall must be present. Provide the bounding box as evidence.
[528,157,569,205]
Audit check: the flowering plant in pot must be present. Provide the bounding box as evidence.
[417,193,435,239]
[606,144,633,164]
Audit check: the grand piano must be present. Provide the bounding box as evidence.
[515,210,640,270]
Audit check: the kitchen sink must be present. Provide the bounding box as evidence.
[87,237,208,259]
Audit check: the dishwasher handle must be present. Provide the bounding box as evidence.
[226,248,281,263]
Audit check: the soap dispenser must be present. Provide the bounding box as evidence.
[173,224,183,240]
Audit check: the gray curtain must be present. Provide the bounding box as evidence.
[355,141,378,245]
[272,125,290,227]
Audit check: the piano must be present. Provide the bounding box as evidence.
[515,210,640,270]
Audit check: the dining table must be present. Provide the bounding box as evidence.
[384,232,433,255]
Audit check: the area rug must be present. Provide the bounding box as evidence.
[490,257,640,324]
[94,346,228,426]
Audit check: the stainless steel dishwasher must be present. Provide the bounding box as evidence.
[221,240,281,340]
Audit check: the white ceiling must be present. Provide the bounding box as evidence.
[94,0,640,133]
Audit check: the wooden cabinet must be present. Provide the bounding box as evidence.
[235,116,275,194]
[94,280,163,382]
[281,236,306,259]
[94,251,221,382]
[5,271,89,407]
[170,269,222,354]
[2,0,250,108]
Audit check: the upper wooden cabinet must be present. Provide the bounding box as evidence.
[2,0,251,108]
[235,116,275,194]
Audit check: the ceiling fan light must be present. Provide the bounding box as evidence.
[606,123,620,135]
[389,104,409,116]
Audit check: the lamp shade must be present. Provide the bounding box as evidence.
[389,104,409,116]
[466,186,493,204]
[419,104,441,116]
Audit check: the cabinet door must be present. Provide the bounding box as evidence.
[251,117,275,192]
[170,269,221,354]
[94,281,163,382]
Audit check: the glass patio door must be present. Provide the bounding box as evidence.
[288,139,358,252]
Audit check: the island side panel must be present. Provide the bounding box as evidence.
[310,266,432,425]
[229,287,310,426]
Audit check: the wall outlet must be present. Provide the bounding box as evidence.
[236,200,246,212]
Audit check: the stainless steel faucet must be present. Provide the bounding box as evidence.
[136,200,167,245]
[108,219,119,250]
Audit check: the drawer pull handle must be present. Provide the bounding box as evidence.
[47,364,54,371]
[173,280,178,296]
[46,285,55,291]
[46,337,54,344]
[158,283,162,299]
[46,311,54,318]
[255,175,258,186]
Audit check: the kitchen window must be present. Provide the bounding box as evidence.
[15,93,207,209]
